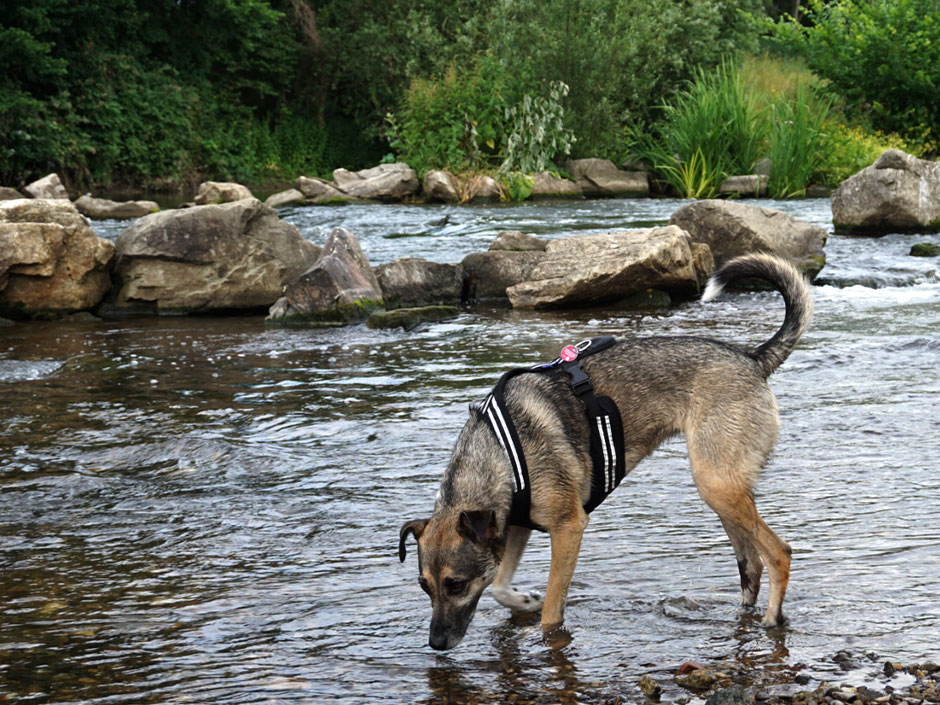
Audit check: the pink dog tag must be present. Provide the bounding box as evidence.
[560,344,579,362]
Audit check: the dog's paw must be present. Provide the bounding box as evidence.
[491,585,543,613]
[760,611,787,628]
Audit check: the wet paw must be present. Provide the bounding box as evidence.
[491,585,543,613]
[760,611,787,628]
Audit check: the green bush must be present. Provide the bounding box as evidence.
[767,86,831,198]
[500,81,576,175]
[814,122,916,188]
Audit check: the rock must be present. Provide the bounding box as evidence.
[268,227,383,324]
[110,198,319,315]
[467,175,502,202]
[489,231,548,252]
[264,188,306,208]
[832,149,940,234]
[295,176,349,203]
[565,158,649,197]
[669,199,827,278]
[332,162,419,202]
[461,250,547,301]
[0,199,114,318]
[639,675,663,699]
[719,175,768,198]
[805,185,832,198]
[676,662,707,676]
[506,225,712,309]
[0,316,14,327]
[375,257,464,308]
[423,171,460,203]
[74,194,159,220]
[753,158,773,178]
[366,305,459,330]
[530,171,582,199]
[910,242,940,257]
[193,181,254,205]
[23,173,69,200]
[1,187,24,201]
[676,668,718,691]
[707,686,750,705]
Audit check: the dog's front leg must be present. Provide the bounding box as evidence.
[541,510,589,629]
[491,525,542,612]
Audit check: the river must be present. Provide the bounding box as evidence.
[1,198,938,703]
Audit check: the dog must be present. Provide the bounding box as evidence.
[399,253,812,650]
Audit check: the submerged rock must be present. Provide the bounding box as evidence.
[669,199,827,278]
[74,194,159,220]
[910,242,940,257]
[110,198,319,315]
[832,149,940,234]
[0,199,114,318]
[366,305,459,330]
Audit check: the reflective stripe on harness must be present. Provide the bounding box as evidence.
[478,336,626,532]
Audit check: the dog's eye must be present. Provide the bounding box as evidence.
[418,577,431,596]
[443,578,468,596]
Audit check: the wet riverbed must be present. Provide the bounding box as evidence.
[2,198,939,703]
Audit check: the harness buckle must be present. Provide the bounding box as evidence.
[563,362,594,397]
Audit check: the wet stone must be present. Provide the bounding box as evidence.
[639,675,663,700]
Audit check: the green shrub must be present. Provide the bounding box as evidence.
[814,122,917,187]
[767,86,831,198]
[499,172,534,202]
[500,81,576,175]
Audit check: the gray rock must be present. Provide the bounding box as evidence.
[461,250,547,301]
[832,149,940,234]
[565,158,649,197]
[111,198,319,315]
[332,162,419,202]
[468,175,502,202]
[74,194,159,220]
[1,187,24,201]
[530,171,581,199]
[193,181,254,205]
[375,257,464,308]
[264,188,306,208]
[719,174,768,197]
[489,231,548,252]
[0,199,114,318]
[423,171,460,203]
[506,225,711,309]
[24,173,69,200]
[706,686,750,705]
[268,227,383,324]
[669,199,827,278]
[295,176,348,203]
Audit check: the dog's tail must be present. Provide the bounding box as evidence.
[701,253,813,378]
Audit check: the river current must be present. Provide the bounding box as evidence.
[1,198,938,703]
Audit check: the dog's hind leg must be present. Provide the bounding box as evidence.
[490,526,543,613]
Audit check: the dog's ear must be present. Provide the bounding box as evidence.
[399,519,428,562]
[457,510,499,544]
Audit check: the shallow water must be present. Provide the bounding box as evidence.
[2,198,939,703]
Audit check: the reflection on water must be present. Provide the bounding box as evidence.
[2,198,939,703]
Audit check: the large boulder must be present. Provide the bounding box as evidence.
[461,250,547,301]
[0,199,114,318]
[530,171,581,199]
[23,173,69,200]
[267,227,383,324]
[506,225,711,309]
[74,194,159,220]
[669,199,827,278]
[423,171,460,203]
[1,187,24,201]
[375,258,465,308]
[110,198,319,315]
[193,181,254,205]
[565,158,649,197]
[832,149,940,234]
[295,176,349,203]
[332,163,419,201]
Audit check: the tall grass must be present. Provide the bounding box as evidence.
[767,87,831,197]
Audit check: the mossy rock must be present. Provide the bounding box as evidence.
[367,305,459,330]
[910,242,940,257]
[267,298,384,327]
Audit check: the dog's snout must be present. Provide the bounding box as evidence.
[429,622,450,651]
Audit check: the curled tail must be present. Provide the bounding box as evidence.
[702,253,813,378]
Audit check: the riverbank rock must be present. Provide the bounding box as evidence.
[193,181,254,205]
[375,257,464,308]
[24,173,69,200]
[565,158,649,197]
[1,187,24,201]
[530,171,582,199]
[74,194,159,220]
[264,188,306,208]
[295,176,349,204]
[506,225,712,309]
[110,198,319,315]
[719,175,768,198]
[267,227,383,324]
[669,199,827,278]
[366,305,459,330]
[0,199,114,318]
[832,149,940,234]
[332,163,419,201]
[461,249,547,301]
[423,171,460,203]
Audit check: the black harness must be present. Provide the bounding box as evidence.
[477,336,626,531]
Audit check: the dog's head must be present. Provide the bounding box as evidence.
[399,509,504,650]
